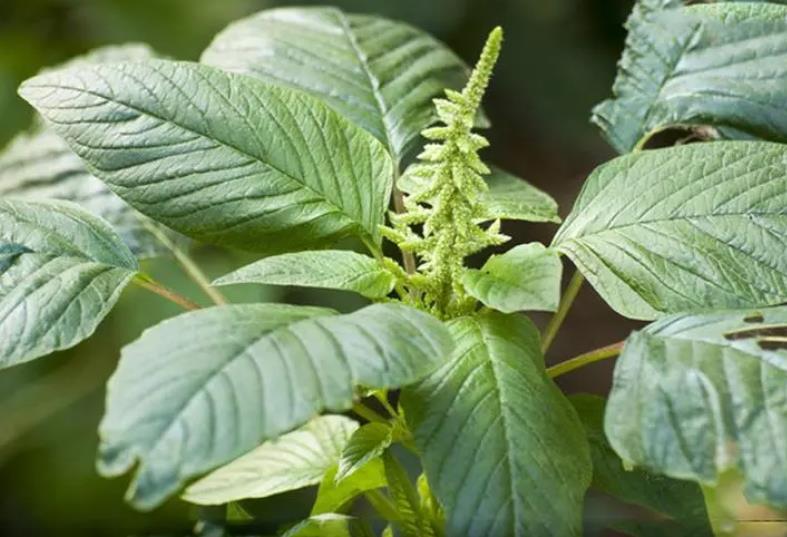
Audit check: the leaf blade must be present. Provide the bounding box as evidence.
[201,6,475,162]
[462,243,562,313]
[605,306,787,508]
[215,250,395,299]
[183,415,358,505]
[553,141,787,320]
[19,60,393,252]
[98,302,452,509]
[0,199,137,367]
[401,312,591,537]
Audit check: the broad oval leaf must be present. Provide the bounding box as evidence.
[570,394,713,536]
[401,312,591,537]
[99,302,452,509]
[19,60,393,252]
[183,415,358,505]
[201,6,474,163]
[594,2,787,153]
[605,306,787,509]
[462,243,562,313]
[312,460,387,516]
[336,423,393,483]
[215,250,395,300]
[399,165,559,224]
[0,199,137,368]
[553,142,787,320]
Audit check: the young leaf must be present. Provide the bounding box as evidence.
[398,166,560,224]
[462,243,562,313]
[215,250,395,300]
[401,312,591,537]
[19,60,393,252]
[283,513,373,537]
[98,302,453,509]
[553,141,787,320]
[0,199,138,368]
[312,461,387,516]
[383,452,436,537]
[570,395,713,536]
[594,2,787,153]
[183,415,358,505]
[336,423,394,483]
[605,305,787,509]
[201,6,476,163]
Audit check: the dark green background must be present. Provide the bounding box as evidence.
[0,0,642,535]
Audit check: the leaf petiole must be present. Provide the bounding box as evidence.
[134,275,201,311]
[541,270,584,353]
[352,402,390,424]
[546,340,624,378]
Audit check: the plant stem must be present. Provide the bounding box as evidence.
[352,402,389,424]
[364,489,400,521]
[373,390,398,418]
[144,222,227,305]
[547,341,624,378]
[541,270,584,353]
[134,276,201,311]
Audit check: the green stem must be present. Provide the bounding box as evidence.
[541,271,584,353]
[373,390,398,418]
[134,275,201,311]
[546,341,624,378]
[391,166,417,275]
[364,489,400,521]
[352,402,389,424]
[144,222,227,306]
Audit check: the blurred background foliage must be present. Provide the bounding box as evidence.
[0,0,673,535]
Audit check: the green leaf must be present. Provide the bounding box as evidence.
[215,250,395,300]
[336,423,393,483]
[605,305,787,509]
[312,460,387,516]
[383,452,436,537]
[201,6,475,163]
[0,199,137,368]
[462,243,562,313]
[401,312,591,537]
[398,165,559,224]
[183,415,358,505]
[593,2,787,153]
[19,60,393,252]
[283,513,372,537]
[98,302,452,509]
[553,141,787,320]
[570,394,713,536]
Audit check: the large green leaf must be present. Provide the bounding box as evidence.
[215,250,395,300]
[0,199,137,368]
[401,312,591,537]
[399,165,559,224]
[605,306,787,509]
[183,415,358,505]
[553,142,787,320]
[570,395,712,536]
[98,302,452,509]
[462,243,562,313]
[201,6,473,163]
[593,2,787,153]
[20,60,393,252]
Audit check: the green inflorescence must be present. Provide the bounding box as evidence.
[383,27,509,318]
